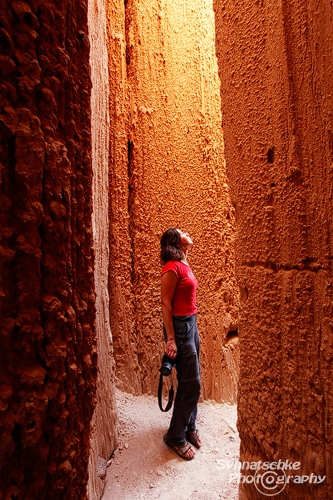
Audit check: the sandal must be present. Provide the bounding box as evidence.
[163,434,195,461]
[186,430,201,449]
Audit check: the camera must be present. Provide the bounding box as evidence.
[159,353,177,376]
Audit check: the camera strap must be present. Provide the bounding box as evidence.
[158,373,174,412]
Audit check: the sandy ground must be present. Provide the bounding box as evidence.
[102,389,240,500]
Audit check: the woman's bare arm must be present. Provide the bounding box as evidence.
[161,270,177,359]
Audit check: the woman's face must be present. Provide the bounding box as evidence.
[177,229,193,249]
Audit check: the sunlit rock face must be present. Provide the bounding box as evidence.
[0,1,98,498]
[214,0,333,498]
[107,0,239,403]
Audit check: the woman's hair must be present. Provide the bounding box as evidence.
[160,227,182,264]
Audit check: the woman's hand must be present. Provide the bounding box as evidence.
[165,339,177,359]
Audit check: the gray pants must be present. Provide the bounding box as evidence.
[166,314,200,445]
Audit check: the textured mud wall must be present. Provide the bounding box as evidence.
[0,1,97,498]
[107,0,239,402]
[106,0,142,395]
[88,0,118,498]
[214,0,333,498]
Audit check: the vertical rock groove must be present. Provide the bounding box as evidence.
[127,139,135,287]
[106,0,142,394]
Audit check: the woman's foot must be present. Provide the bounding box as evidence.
[186,430,202,448]
[163,434,195,460]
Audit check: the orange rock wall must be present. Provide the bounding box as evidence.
[88,0,118,498]
[107,0,239,402]
[214,0,333,497]
[0,1,97,498]
[106,0,142,395]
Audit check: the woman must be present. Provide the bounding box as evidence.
[160,227,201,460]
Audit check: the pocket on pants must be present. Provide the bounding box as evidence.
[177,347,200,383]
[177,322,189,343]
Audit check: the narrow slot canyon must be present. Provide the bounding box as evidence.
[104,0,239,405]
[0,1,332,500]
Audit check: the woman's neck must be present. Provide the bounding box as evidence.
[180,248,188,264]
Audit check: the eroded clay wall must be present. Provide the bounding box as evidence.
[106,0,142,395]
[214,0,333,498]
[0,1,97,498]
[107,0,239,402]
[88,0,118,498]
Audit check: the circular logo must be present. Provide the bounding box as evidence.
[254,467,287,496]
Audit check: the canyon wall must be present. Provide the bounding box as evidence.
[107,0,239,403]
[0,1,97,498]
[214,0,333,498]
[88,0,118,498]
[106,0,142,396]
